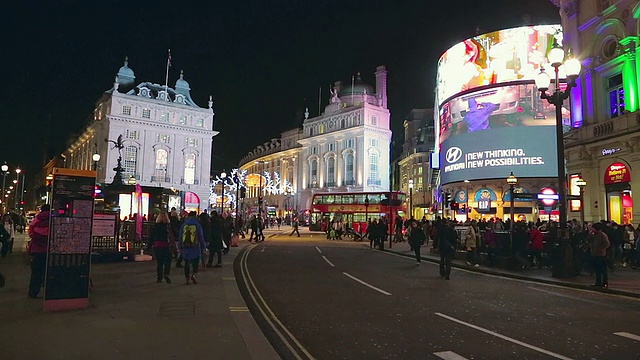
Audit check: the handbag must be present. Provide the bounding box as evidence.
[166,226,178,257]
[231,234,240,247]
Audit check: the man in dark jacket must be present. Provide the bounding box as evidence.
[439,219,457,280]
[208,211,224,268]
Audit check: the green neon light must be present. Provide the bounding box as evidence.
[623,55,638,112]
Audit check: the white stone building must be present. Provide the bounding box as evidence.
[60,58,217,213]
[239,66,391,213]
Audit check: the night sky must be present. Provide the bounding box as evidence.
[0,0,559,179]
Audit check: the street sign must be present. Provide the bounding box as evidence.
[537,193,560,200]
[566,195,581,200]
[514,193,536,199]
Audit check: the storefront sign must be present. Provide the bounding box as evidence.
[601,148,621,156]
[604,162,631,184]
[45,168,96,312]
[539,188,557,206]
[477,199,491,213]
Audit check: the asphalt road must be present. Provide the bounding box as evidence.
[236,235,640,360]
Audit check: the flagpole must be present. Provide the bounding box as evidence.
[318,86,321,116]
[351,75,355,105]
[164,49,171,101]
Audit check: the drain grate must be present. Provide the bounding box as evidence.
[158,301,196,317]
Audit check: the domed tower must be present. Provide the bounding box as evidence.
[116,57,135,87]
[175,70,191,97]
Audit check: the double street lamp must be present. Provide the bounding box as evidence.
[534,38,581,236]
[220,171,227,214]
[408,179,414,219]
[1,163,8,211]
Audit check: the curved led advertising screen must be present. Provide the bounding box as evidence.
[436,25,572,185]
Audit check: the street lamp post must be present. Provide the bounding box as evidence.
[220,171,227,214]
[576,177,587,230]
[364,194,370,243]
[93,151,101,171]
[1,163,8,212]
[507,172,518,267]
[14,169,21,209]
[535,38,581,278]
[408,179,414,219]
[535,38,581,235]
[464,180,470,221]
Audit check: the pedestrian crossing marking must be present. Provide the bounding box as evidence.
[434,351,468,359]
[614,332,640,341]
[229,306,249,312]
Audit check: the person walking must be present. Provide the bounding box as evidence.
[439,219,457,280]
[289,216,300,237]
[589,222,610,288]
[408,221,426,265]
[147,212,174,283]
[0,215,13,257]
[207,211,224,268]
[249,215,258,242]
[529,224,544,268]
[178,211,206,285]
[222,214,234,254]
[465,220,479,266]
[27,204,50,298]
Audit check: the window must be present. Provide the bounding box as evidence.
[607,73,625,118]
[309,127,314,136]
[186,138,198,147]
[142,108,151,119]
[184,153,196,185]
[327,157,335,185]
[196,118,204,127]
[319,123,325,134]
[371,116,377,126]
[123,146,138,179]
[345,139,354,148]
[418,167,423,174]
[156,134,170,143]
[311,146,317,155]
[179,115,187,124]
[341,118,346,128]
[345,153,354,182]
[126,130,139,140]
[154,149,168,181]
[122,105,131,115]
[309,159,318,187]
[369,152,379,182]
[160,112,169,122]
[370,138,378,147]
[328,143,335,152]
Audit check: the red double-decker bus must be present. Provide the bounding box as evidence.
[309,191,407,234]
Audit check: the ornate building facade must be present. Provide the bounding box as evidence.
[397,109,436,220]
[59,58,217,214]
[556,0,640,224]
[239,66,391,216]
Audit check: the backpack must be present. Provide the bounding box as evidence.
[182,224,199,248]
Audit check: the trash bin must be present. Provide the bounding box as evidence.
[552,240,575,278]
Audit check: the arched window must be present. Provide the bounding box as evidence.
[154,149,168,182]
[123,146,138,179]
[344,153,354,185]
[369,152,379,185]
[184,153,196,184]
[309,159,318,188]
[327,157,335,186]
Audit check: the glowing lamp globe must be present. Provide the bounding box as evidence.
[548,46,565,67]
[535,70,551,91]
[564,58,581,78]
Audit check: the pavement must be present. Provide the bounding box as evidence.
[1,228,638,359]
[0,232,279,360]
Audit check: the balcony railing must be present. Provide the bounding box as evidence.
[342,179,356,186]
[367,179,381,186]
[325,181,337,188]
[180,178,200,185]
[151,175,171,183]
[308,183,319,189]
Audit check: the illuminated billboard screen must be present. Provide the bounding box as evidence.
[436,25,563,105]
[436,25,572,185]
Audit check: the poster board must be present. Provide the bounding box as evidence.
[44,168,96,312]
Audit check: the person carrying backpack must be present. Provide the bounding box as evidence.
[178,211,206,285]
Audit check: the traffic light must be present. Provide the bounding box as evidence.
[451,202,459,211]
[444,192,452,207]
[240,187,246,199]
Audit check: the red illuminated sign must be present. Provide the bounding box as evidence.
[604,162,631,184]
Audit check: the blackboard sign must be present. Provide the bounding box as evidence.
[44,168,96,312]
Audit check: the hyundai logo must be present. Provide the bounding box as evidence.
[445,147,463,163]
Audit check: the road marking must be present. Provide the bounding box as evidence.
[229,306,249,312]
[222,277,235,281]
[342,272,392,296]
[315,246,322,254]
[434,351,468,360]
[614,332,640,341]
[322,256,335,267]
[435,312,573,360]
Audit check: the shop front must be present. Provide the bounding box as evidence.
[604,162,633,224]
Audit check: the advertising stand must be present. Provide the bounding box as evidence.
[43,168,96,312]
